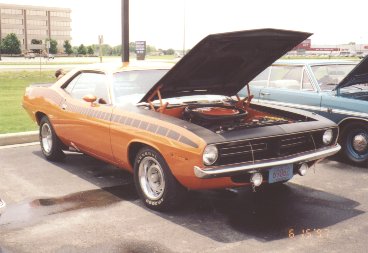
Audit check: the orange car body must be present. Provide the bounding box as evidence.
[23,29,341,195]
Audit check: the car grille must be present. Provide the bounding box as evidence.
[215,130,332,166]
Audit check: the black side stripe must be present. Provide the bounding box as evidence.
[45,92,198,148]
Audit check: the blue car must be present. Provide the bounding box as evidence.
[241,58,368,165]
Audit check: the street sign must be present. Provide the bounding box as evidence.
[135,41,146,60]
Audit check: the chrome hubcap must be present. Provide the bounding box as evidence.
[352,134,368,153]
[138,157,165,200]
[41,123,53,153]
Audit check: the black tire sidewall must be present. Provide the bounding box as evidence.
[342,123,368,164]
[39,116,64,161]
[133,147,185,211]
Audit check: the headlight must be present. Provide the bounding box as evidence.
[323,129,333,145]
[203,145,218,166]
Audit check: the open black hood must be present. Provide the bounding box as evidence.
[335,56,368,90]
[140,28,312,102]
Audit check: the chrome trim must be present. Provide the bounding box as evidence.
[209,126,337,145]
[338,117,368,125]
[257,99,368,119]
[193,144,341,179]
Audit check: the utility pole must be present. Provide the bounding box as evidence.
[121,0,129,64]
[99,35,103,63]
[183,0,186,56]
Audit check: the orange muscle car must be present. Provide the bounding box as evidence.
[23,29,340,211]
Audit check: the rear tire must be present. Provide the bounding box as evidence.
[133,147,187,211]
[39,116,65,161]
[341,123,368,165]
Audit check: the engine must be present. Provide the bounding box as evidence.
[182,105,290,133]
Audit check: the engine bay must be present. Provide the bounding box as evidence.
[142,88,302,133]
[181,105,291,133]
[145,102,295,134]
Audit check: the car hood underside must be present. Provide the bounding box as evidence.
[140,28,312,102]
[336,56,368,90]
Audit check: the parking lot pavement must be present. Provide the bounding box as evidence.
[0,144,367,253]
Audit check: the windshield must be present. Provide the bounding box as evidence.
[112,69,168,105]
[311,64,356,91]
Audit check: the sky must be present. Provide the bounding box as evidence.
[1,0,368,49]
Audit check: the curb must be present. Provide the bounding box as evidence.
[0,131,38,146]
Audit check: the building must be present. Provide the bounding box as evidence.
[291,39,368,57]
[0,3,71,53]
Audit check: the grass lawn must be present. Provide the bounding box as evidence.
[0,71,56,134]
[146,55,177,60]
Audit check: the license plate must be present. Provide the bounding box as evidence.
[268,164,293,183]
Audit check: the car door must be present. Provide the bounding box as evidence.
[56,71,115,163]
[258,65,322,112]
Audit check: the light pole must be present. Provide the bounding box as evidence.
[183,0,186,56]
[121,0,129,63]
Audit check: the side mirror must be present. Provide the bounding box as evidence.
[83,94,97,106]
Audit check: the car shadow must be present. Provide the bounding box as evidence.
[329,154,368,169]
[15,151,364,243]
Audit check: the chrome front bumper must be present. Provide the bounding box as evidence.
[194,144,341,179]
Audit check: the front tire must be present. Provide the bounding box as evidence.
[39,116,65,161]
[341,123,368,165]
[133,147,187,211]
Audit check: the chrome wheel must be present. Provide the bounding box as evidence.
[352,134,368,153]
[41,123,53,153]
[138,157,165,200]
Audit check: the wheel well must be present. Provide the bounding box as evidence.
[128,142,148,168]
[35,112,47,125]
[339,119,368,139]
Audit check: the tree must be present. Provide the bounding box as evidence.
[166,48,175,55]
[129,42,136,53]
[63,40,73,55]
[87,46,94,55]
[146,45,156,54]
[49,39,58,54]
[1,33,21,55]
[31,39,42,54]
[77,44,87,55]
[112,45,121,56]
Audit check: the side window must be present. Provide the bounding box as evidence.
[269,66,302,90]
[249,67,270,87]
[64,74,80,94]
[65,72,109,104]
[302,70,314,91]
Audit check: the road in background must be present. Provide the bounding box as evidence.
[0,56,178,72]
[0,144,367,253]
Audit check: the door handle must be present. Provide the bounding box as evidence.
[260,92,270,96]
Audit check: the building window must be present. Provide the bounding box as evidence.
[1,18,23,25]
[50,11,70,18]
[27,20,47,26]
[27,29,47,35]
[51,30,69,36]
[2,28,24,35]
[50,21,70,27]
[26,10,46,16]
[1,8,22,15]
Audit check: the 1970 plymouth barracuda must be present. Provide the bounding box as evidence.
[244,59,368,165]
[23,29,340,211]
